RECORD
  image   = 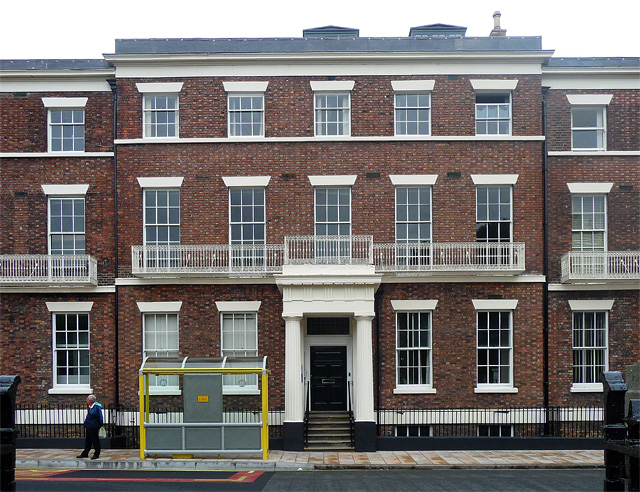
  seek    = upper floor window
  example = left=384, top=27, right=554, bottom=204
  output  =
left=42, top=97, right=87, bottom=152
left=470, top=80, right=518, bottom=136
left=567, top=94, right=612, bottom=151
left=475, top=93, right=511, bottom=135
left=572, top=107, right=606, bottom=150
left=392, top=80, right=434, bottom=137
left=311, top=81, right=354, bottom=137
left=49, top=197, right=85, bottom=255
left=143, top=95, right=179, bottom=138
left=315, top=187, right=351, bottom=237
left=136, top=83, right=184, bottom=139
left=572, top=195, right=606, bottom=252
left=222, top=82, right=269, bottom=138
left=476, top=186, right=512, bottom=243
left=144, top=189, right=180, bottom=246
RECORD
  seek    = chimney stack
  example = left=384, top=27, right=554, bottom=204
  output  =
left=490, top=11, right=507, bottom=37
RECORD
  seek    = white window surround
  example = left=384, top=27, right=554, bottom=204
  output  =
left=566, top=94, right=613, bottom=106
left=135, top=82, right=184, bottom=94
left=391, top=80, right=435, bottom=92
left=391, top=300, right=438, bottom=311
left=474, top=386, right=519, bottom=394
left=136, top=177, right=184, bottom=188
left=470, top=80, right=519, bottom=91
left=48, top=387, right=93, bottom=395
left=41, top=184, right=89, bottom=196
left=222, top=176, right=271, bottom=188
left=472, top=299, right=518, bottom=310
left=308, top=175, right=357, bottom=187
left=390, top=175, right=438, bottom=186
left=41, top=97, right=88, bottom=108
left=222, top=81, right=268, bottom=93
left=567, top=183, right=613, bottom=194
left=215, top=301, right=261, bottom=312
left=568, top=300, right=614, bottom=311
left=46, top=302, right=94, bottom=312
left=310, top=80, right=355, bottom=92
left=471, top=175, right=519, bottom=186
left=137, top=301, right=183, bottom=313
left=394, top=386, right=437, bottom=395
left=571, top=383, right=603, bottom=393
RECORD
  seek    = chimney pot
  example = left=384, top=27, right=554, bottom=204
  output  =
left=490, top=11, right=507, bottom=37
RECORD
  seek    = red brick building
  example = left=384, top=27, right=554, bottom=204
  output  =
left=1, top=21, right=638, bottom=451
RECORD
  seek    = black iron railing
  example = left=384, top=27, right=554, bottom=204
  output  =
left=15, top=404, right=283, bottom=449
left=377, top=406, right=603, bottom=438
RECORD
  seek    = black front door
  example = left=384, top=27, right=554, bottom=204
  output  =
left=310, top=346, right=347, bottom=411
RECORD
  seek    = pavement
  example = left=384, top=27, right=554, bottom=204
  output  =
left=16, top=448, right=604, bottom=471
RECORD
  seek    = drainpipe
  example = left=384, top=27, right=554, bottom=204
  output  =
left=542, top=86, right=550, bottom=435
left=107, top=78, right=119, bottom=406
left=374, top=283, right=384, bottom=422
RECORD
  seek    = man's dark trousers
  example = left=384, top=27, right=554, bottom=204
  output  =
left=82, top=427, right=100, bottom=457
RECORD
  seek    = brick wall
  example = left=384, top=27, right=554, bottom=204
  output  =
left=546, top=89, right=640, bottom=152
left=0, top=293, right=116, bottom=404
left=548, top=290, right=640, bottom=406
left=0, top=91, right=113, bottom=153
left=116, top=74, right=542, bottom=139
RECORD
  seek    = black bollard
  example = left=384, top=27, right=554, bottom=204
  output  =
left=0, top=375, right=21, bottom=492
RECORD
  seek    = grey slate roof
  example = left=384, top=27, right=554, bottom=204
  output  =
left=112, top=35, right=544, bottom=55
left=544, top=57, right=640, bottom=67
left=0, top=59, right=112, bottom=70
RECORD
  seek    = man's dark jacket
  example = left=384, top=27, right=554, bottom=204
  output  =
left=84, top=402, right=103, bottom=430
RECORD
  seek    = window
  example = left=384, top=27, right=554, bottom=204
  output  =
left=49, top=109, right=85, bottom=151
left=572, top=107, right=606, bottom=150
left=396, top=311, right=432, bottom=389
left=396, top=425, right=431, bottom=437
left=477, top=311, right=512, bottom=387
left=53, top=313, right=90, bottom=389
left=478, top=425, right=513, bottom=437
left=396, top=186, right=431, bottom=265
left=314, top=93, right=350, bottom=136
left=476, top=186, right=512, bottom=265
left=315, top=187, right=351, bottom=257
left=49, top=197, right=85, bottom=255
left=475, top=93, right=511, bottom=135
left=144, top=189, right=180, bottom=267
left=395, top=93, right=431, bottom=136
left=143, top=95, right=179, bottom=138
left=228, top=95, right=264, bottom=137
left=230, top=188, right=265, bottom=266
left=572, top=195, right=606, bottom=252
left=573, top=311, right=608, bottom=386
left=221, top=312, right=258, bottom=391
left=143, top=313, right=179, bottom=389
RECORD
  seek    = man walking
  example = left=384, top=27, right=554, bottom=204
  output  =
left=77, top=394, right=103, bottom=460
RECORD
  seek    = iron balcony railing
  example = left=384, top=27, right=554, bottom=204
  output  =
left=131, top=238, right=526, bottom=276
left=374, top=241, right=525, bottom=274
left=561, top=251, right=640, bottom=283
left=131, top=244, right=285, bottom=276
left=0, top=254, right=98, bottom=285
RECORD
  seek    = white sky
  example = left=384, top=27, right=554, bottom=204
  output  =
left=1, top=0, right=638, bottom=59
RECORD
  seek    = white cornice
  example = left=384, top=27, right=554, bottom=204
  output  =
left=0, top=77, right=113, bottom=93
left=46, top=301, right=94, bottom=312
left=310, top=80, right=355, bottom=91
left=391, top=80, right=435, bottom=92
left=568, top=300, right=615, bottom=311
left=41, top=184, right=89, bottom=196
left=390, top=175, right=438, bottom=186
left=137, top=301, right=183, bottom=312
left=470, top=79, right=518, bottom=91
left=308, top=175, right=357, bottom=187
left=41, top=97, right=88, bottom=108
left=222, top=81, right=268, bottom=92
left=567, top=183, right=613, bottom=194
left=472, top=299, right=518, bottom=310
left=471, top=174, right=519, bottom=185
left=222, top=176, right=271, bottom=187
left=390, top=299, right=438, bottom=311
left=135, top=82, right=184, bottom=93
left=0, top=286, right=115, bottom=294
left=113, top=135, right=545, bottom=145
left=215, top=301, right=261, bottom=312
left=566, top=94, right=613, bottom=106
left=136, top=176, right=184, bottom=188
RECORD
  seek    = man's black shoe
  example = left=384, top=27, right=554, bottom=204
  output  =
left=91, top=455, right=99, bottom=460
left=76, top=455, right=88, bottom=458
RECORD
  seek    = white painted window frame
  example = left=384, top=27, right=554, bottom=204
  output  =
left=476, top=185, right=513, bottom=243
left=311, top=81, right=354, bottom=137
left=224, top=83, right=267, bottom=138
left=142, top=188, right=181, bottom=247
left=571, top=193, right=607, bottom=252
left=47, top=195, right=86, bottom=256
left=569, top=299, right=612, bottom=393
left=142, top=311, right=181, bottom=395
left=473, top=299, right=518, bottom=394
left=228, top=186, right=266, bottom=246
left=392, top=81, right=433, bottom=137
left=314, top=186, right=352, bottom=238
left=219, top=308, right=260, bottom=395
left=47, top=302, right=93, bottom=395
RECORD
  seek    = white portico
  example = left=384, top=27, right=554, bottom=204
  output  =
left=276, top=263, right=380, bottom=451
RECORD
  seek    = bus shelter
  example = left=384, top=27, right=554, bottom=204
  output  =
left=139, top=356, right=270, bottom=460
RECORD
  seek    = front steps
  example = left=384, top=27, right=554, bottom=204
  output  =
left=305, top=411, right=354, bottom=451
